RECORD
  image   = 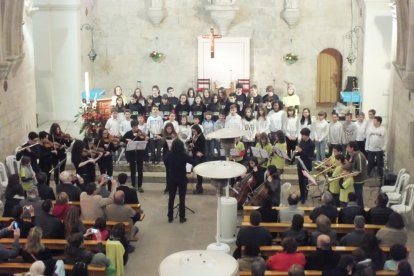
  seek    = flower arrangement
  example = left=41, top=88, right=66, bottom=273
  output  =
left=74, top=100, right=103, bottom=136
left=149, top=50, right=165, bottom=62
left=283, top=53, right=299, bottom=65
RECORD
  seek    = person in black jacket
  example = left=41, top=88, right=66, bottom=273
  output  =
left=265, top=165, right=281, bottom=206
left=281, top=214, right=309, bottom=246
left=338, top=192, right=365, bottom=224
left=309, top=192, right=338, bottom=223
left=34, top=200, right=64, bottom=239
left=366, top=193, right=393, bottom=225
left=257, top=196, right=278, bottom=222
left=64, top=232, right=104, bottom=264
left=306, top=234, right=340, bottom=271
left=10, top=205, right=34, bottom=239
left=190, top=125, right=206, bottom=194
left=295, top=127, right=315, bottom=204
left=322, top=255, right=354, bottom=276
left=16, top=131, right=41, bottom=173
left=116, top=173, right=139, bottom=204
left=3, top=174, right=25, bottom=217
left=36, top=172, right=55, bottom=200
left=20, top=226, right=52, bottom=263
left=163, top=139, right=194, bottom=223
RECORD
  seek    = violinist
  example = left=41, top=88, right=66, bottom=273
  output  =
left=162, top=122, right=178, bottom=194
left=71, top=140, right=102, bottom=183
left=49, top=123, right=73, bottom=184
left=122, top=120, right=147, bottom=193
left=16, top=131, right=41, bottom=173
left=38, top=131, right=57, bottom=186
left=96, top=129, right=117, bottom=179
left=190, top=124, right=205, bottom=194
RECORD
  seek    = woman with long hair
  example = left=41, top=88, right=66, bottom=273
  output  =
left=132, top=87, right=146, bottom=106
left=71, top=139, right=101, bottom=183
left=3, top=174, right=25, bottom=217
left=49, top=122, right=72, bottom=184
left=163, top=139, right=194, bottom=223
left=206, top=93, right=221, bottom=121
left=189, top=124, right=206, bottom=194
left=63, top=206, right=85, bottom=238
left=21, top=226, right=52, bottom=262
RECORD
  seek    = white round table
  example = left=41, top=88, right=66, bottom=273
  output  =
left=159, top=250, right=239, bottom=276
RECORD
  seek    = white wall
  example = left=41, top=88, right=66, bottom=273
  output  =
left=33, top=0, right=81, bottom=123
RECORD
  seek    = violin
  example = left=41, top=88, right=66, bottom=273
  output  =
left=42, top=140, right=59, bottom=149
left=103, top=135, right=120, bottom=145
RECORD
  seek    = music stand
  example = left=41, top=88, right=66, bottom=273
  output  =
left=49, top=157, right=67, bottom=185
left=126, top=141, right=148, bottom=151
left=299, top=157, right=325, bottom=200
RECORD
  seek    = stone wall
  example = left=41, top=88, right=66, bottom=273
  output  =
left=82, top=0, right=357, bottom=111
left=0, top=14, right=37, bottom=162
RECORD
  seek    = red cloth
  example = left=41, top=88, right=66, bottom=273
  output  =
left=52, top=204, right=70, bottom=220
left=92, top=229, right=109, bottom=241
left=266, top=252, right=306, bottom=271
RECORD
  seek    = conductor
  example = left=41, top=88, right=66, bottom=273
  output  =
left=163, top=139, right=193, bottom=223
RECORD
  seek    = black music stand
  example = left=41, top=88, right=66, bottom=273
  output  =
left=49, top=157, right=66, bottom=185
left=173, top=203, right=195, bottom=219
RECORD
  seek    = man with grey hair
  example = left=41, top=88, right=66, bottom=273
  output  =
left=251, top=257, right=266, bottom=276
left=56, top=171, right=83, bottom=201
left=340, top=215, right=366, bottom=246
left=19, top=186, right=43, bottom=218
left=305, top=234, right=340, bottom=270
left=309, top=192, right=338, bottom=223
left=279, top=193, right=304, bottom=223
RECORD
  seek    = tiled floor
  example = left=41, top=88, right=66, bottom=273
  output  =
left=37, top=121, right=414, bottom=275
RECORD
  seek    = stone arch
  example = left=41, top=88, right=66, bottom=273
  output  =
left=316, top=48, right=343, bottom=103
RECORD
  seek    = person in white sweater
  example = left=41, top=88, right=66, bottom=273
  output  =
left=313, top=111, right=329, bottom=161
left=297, top=108, right=312, bottom=139
left=147, top=106, right=164, bottom=164
left=256, top=106, right=270, bottom=140
left=328, top=113, right=345, bottom=156
left=119, top=110, right=133, bottom=136
left=225, top=104, right=243, bottom=130
left=268, top=101, right=286, bottom=144
left=366, top=116, right=387, bottom=179
left=284, top=107, right=298, bottom=163
left=342, top=113, right=357, bottom=151
left=355, top=112, right=368, bottom=157
left=242, top=107, right=258, bottom=158
left=105, top=110, right=120, bottom=137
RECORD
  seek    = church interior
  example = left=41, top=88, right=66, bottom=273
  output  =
left=1, top=0, right=414, bottom=275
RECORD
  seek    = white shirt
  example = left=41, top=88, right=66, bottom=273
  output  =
left=312, top=119, right=329, bottom=142
left=284, top=117, right=298, bottom=138
left=342, top=121, right=357, bottom=144
left=138, top=123, right=149, bottom=135
left=256, top=117, right=270, bottom=135
left=328, top=121, right=345, bottom=144
left=366, top=125, right=387, bottom=151
left=242, top=118, right=258, bottom=142
left=297, top=118, right=312, bottom=138
left=225, top=114, right=243, bottom=130
left=268, top=110, right=286, bottom=132
left=105, top=117, right=120, bottom=136
left=120, top=119, right=132, bottom=136
left=177, top=125, right=191, bottom=142
left=147, top=115, right=164, bottom=137
left=355, top=120, right=368, bottom=141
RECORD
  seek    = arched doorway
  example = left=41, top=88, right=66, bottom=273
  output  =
left=316, top=48, right=343, bottom=103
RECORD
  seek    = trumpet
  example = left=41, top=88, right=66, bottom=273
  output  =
left=327, top=171, right=360, bottom=183
left=314, top=158, right=333, bottom=170
left=311, top=163, right=336, bottom=179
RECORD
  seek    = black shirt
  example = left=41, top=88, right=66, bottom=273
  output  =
left=310, top=205, right=338, bottom=223
left=16, top=143, right=41, bottom=173
left=37, top=183, right=56, bottom=200
left=163, top=152, right=193, bottom=182
left=366, top=206, right=393, bottom=225
left=338, top=202, right=365, bottom=224
left=297, top=138, right=315, bottom=171
left=56, top=183, right=81, bottom=202
left=117, top=185, right=139, bottom=204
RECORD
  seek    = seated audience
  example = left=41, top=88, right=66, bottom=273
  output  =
left=310, top=214, right=337, bottom=245
left=338, top=192, right=365, bottom=224
left=376, top=212, right=407, bottom=246
left=366, top=193, right=393, bottom=225
left=110, top=223, right=131, bottom=265
left=80, top=181, right=116, bottom=220
left=63, top=206, right=85, bottom=238
left=19, top=186, right=43, bottom=218
left=340, top=215, right=366, bottom=246
left=90, top=217, right=109, bottom=241
left=251, top=258, right=266, bottom=276
left=20, top=226, right=52, bottom=262
left=64, top=232, right=104, bottom=264
left=34, top=200, right=64, bottom=239
left=96, top=175, right=111, bottom=198
left=238, top=244, right=265, bottom=271
left=309, top=192, right=338, bottom=223
left=281, top=214, right=309, bottom=246
left=266, top=237, right=306, bottom=271
left=52, top=192, right=70, bottom=220
left=384, top=244, right=408, bottom=271
left=235, top=211, right=272, bottom=259
left=10, top=205, right=34, bottom=238
left=116, top=173, right=139, bottom=204
left=56, top=171, right=82, bottom=201
left=359, top=233, right=385, bottom=271
left=352, top=248, right=375, bottom=276
left=288, top=265, right=305, bottom=276
left=322, top=255, right=354, bottom=276
left=257, top=195, right=278, bottom=222
left=306, top=234, right=340, bottom=270
left=3, top=174, right=25, bottom=217
left=397, top=261, right=413, bottom=276
left=0, top=223, right=21, bottom=261
left=36, top=172, right=55, bottom=200
left=279, top=193, right=304, bottom=223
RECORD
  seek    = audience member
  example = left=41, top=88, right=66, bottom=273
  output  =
left=52, top=192, right=70, bottom=220
left=63, top=207, right=85, bottom=238
left=279, top=193, right=304, bottom=223
left=34, top=200, right=64, bottom=239
left=306, top=234, right=340, bottom=270
left=376, top=212, right=407, bottom=246
left=257, top=195, right=278, bottom=222
left=288, top=265, right=305, bottom=276
left=36, top=172, right=56, bottom=200
left=235, top=211, right=272, bottom=259
left=340, top=215, right=366, bottom=246
left=251, top=258, right=266, bottom=276
left=397, top=261, right=413, bottom=276
left=110, top=223, right=131, bottom=265
left=10, top=205, right=34, bottom=238
left=366, top=193, right=393, bottom=225
left=384, top=244, right=408, bottom=271
left=309, top=192, right=338, bottom=223
left=3, top=174, right=25, bottom=217
left=281, top=214, right=309, bottom=246
left=352, top=248, right=375, bottom=276
left=116, top=173, right=139, bottom=204
left=310, top=214, right=337, bottom=245
left=56, top=171, right=82, bottom=201
left=64, top=232, right=104, bottom=264
left=338, top=192, right=365, bottom=224
left=322, top=255, right=354, bottom=276
left=20, top=226, right=52, bottom=262
left=238, top=244, right=265, bottom=271
left=266, top=237, right=306, bottom=271
left=19, top=186, right=43, bottom=218
left=80, top=181, right=116, bottom=220
left=0, top=222, right=21, bottom=261
left=90, top=217, right=110, bottom=241
left=359, top=233, right=385, bottom=271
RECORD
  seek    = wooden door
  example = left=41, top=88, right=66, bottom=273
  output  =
left=316, top=48, right=343, bottom=103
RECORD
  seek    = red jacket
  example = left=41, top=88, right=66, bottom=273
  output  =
left=52, top=204, right=71, bottom=220
left=266, top=251, right=306, bottom=271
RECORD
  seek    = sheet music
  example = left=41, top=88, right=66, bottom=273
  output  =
left=126, top=141, right=148, bottom=151
left=186, top=163, right=193, bottom=173
left=274, top=146, right=291, bottom=161
left=302, top=169, right=317, bottom=185
left=229, top=148, right=240, bottom=156
left=251, top=147, right=269, bottom=159
left=296, top=157, right=308, bottom=172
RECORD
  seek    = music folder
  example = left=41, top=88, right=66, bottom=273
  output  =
left=126, top=141, right=147, bottom=151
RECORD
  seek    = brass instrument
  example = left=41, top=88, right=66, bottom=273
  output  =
left=311, top=163, right=336, bottom=179
left=306, top=171, right=360, bottom=190
left=314, top=158, right=333, bottom=170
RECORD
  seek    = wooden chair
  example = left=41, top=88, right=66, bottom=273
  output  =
left=0, top=262, right=106, bottom=276
left=237, top=79, right=251, bottom=93
left=196, top=78, right=211, bottom=93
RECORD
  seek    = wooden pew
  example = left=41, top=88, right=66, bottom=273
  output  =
left=239, top=270, right=396, bottom=276
left=53, top=201, right=141, bottom=213
left=242, top=215, right=313, bottom=223
left=0, top=238, right=105, bottom=251
left=240, top=222, right=383, bottom=234
left=243, top=205, right=370, bottom=217
left=0, top=262, right=106, bottom=276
